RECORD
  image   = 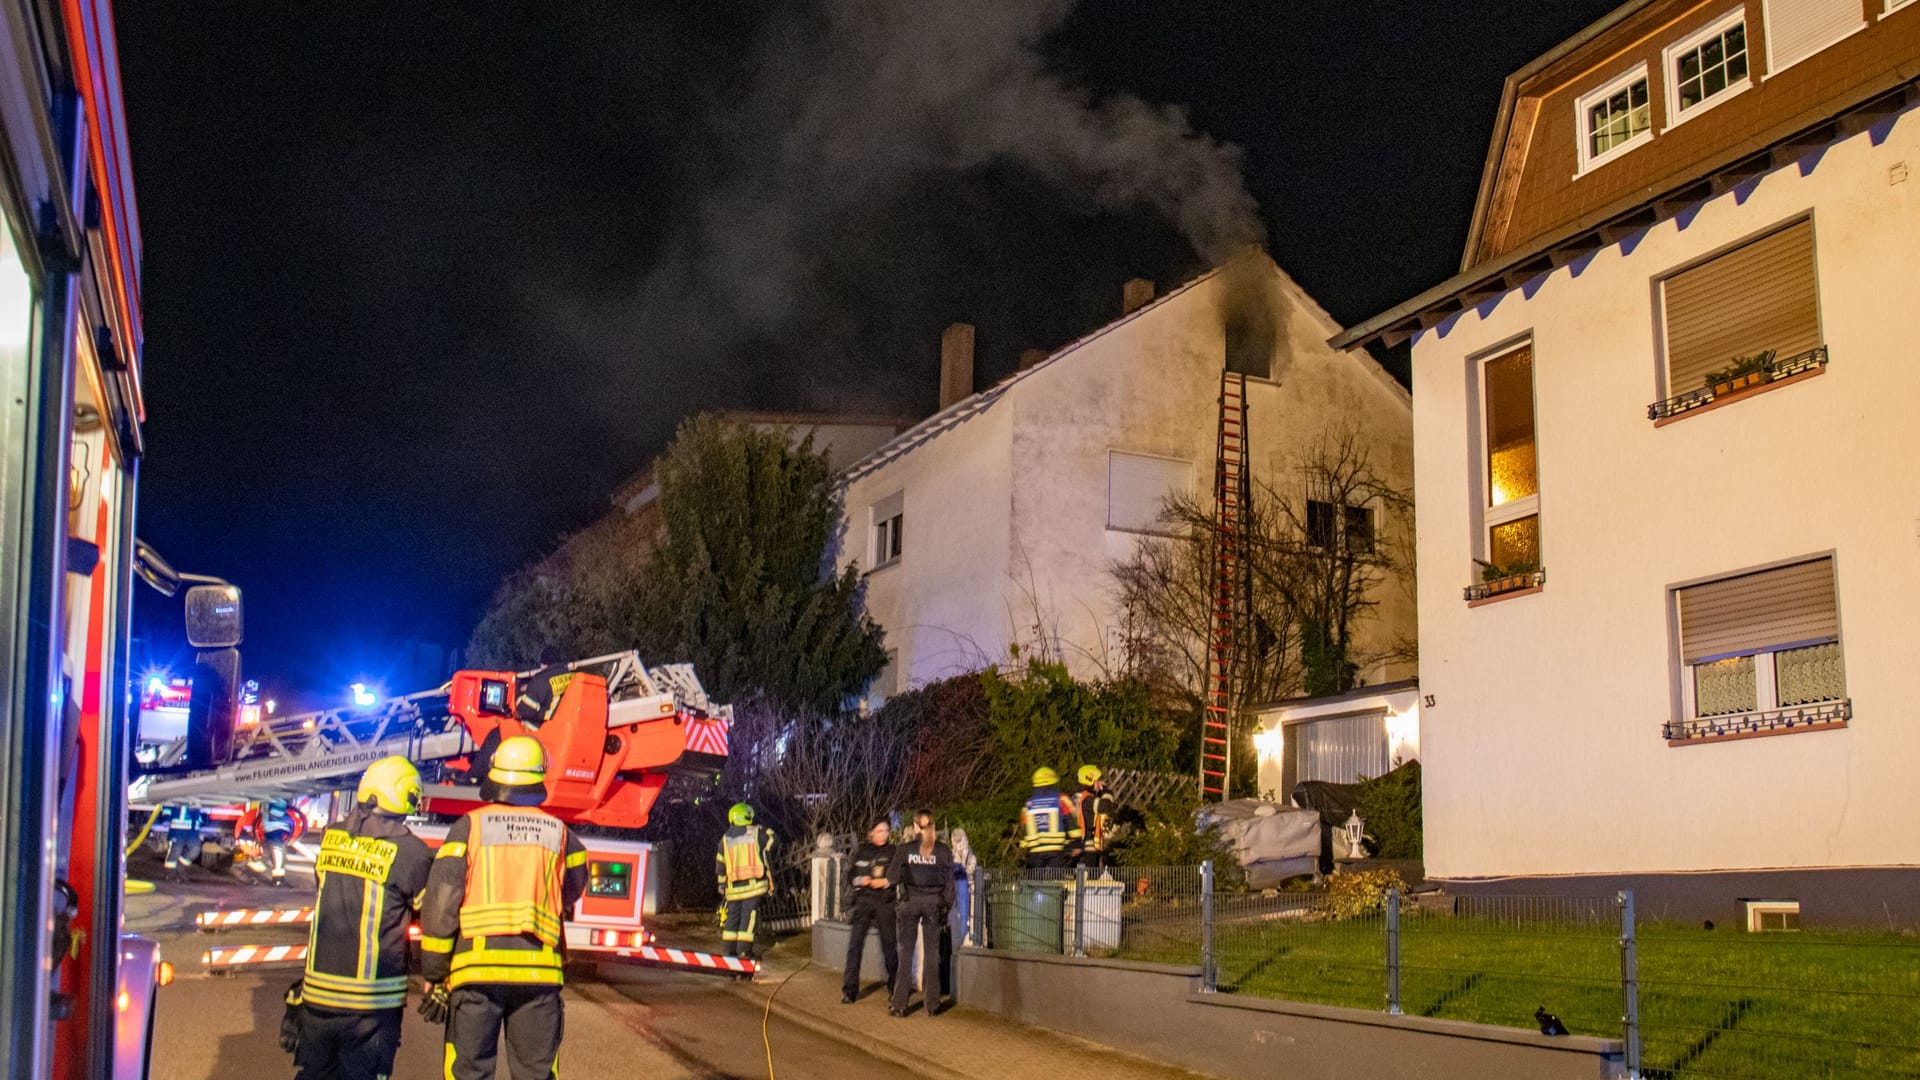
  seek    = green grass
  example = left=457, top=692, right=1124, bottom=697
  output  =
left=1107, top=899, right=1920, bottom=1080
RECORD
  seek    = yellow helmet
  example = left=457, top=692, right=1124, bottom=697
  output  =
left=1031, top=767, right=1058, bottom=787
left=485, top=735, right=549, bottom=806
left=728, top=802, right=754, bottom=827
left=357, top=756, right=424, bottom=815
left=1077, top=765, right=1102, bottom=787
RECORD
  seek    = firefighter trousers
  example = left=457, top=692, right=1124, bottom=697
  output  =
left=292, top=1005, right=402, bottom=1080
left=722, top=894, right=761, bottom=957
left=843, top=898, right=897, bottom=997
left=891, top=894, right=945, bottom=1015
left=445, top=984, right=563, bottom=1080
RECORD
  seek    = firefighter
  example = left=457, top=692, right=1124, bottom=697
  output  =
left=842, top=815, right=897, bottom=1004
left=286, top=756, right=433, bottom=1080
left=246, top=797, right=299, bottom=886
left=1071, top=765, right=1118, bottom=870
left=160, top=803, right=206, bottom=881
left=1018, top=767, right=1080, bottom=876
left=419, top=735, right=588, bottom=1080
left=716, top=802, right=774, bottom=959
left=886, top=809, right=953, bottom=1018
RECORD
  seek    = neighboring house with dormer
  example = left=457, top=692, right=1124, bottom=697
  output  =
left=1336, top=0, right=1920, bottom=923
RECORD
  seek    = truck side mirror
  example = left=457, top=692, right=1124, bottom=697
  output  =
left=185, top=584, right=243, bottom=648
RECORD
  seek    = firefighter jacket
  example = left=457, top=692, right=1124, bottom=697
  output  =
left=1019, top=787, right=1081, bottom=854
left=263, top=800, right=297, bottom=838
left=419, top=805, right=588, bottom=990
left=845, top=841, right=896, bottom=909
left=885, top=840, right=955, bottom=907
left=163, top=805, right=205, bottom=836
left=302, top=805, right=433, bottom=1011
left=716, top=824, right=775, bottom=901
left=1072, top=787, right=1118, bottom=853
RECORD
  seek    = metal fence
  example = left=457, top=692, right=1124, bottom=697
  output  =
left=967, top=864, right=1920, bottom=1080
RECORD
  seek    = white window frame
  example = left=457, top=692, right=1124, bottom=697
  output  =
left=1762, top=0, right=1868, bottom=80
left=1662, top=10, right=1753, bottom=130
left=1672, top=559, right=1847, bottom=724
left=869, top=492, right=904, bottom=570
left=1574, top=64, right=1654, bottom=177
left=1889, top=0, right=1916, bottom=15
left=1474, top=344, right=1541, bottom=566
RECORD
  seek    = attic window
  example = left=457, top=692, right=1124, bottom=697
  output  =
left=1577, top=65, right=1653, bottom=173
left=1224, top=307, right=1273, bottom=379
left=1667, top=13, right=1749, bottom=120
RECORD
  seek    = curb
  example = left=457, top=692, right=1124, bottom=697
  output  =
left=724, top=972, right=970, bottom=1080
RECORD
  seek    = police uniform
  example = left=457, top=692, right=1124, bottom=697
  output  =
left=421, top=801, right=588, bottom=1080
left=716, top=818, right=775, bottom=958
left=295, top=802, right=433, bottom=1080
left=1019, top=782, right=1080, bottom=874
left=886, top=835, right=954, bottom=1016
left=842, top=836, right=898, bottom=1000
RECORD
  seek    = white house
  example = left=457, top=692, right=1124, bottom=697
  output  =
left=1334, top=0, right=1920, bottom=924
left=837, top=252, right=1415, bottom=708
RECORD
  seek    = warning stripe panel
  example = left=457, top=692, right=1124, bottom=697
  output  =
left=203, top=944, right=309, bottom=967
left=196, top=908, right=314, bottom=928
left=582, top=942, right=756, bottom=974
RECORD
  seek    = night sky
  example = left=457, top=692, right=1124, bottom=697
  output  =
left=116, top=1, right=1618, bottom=706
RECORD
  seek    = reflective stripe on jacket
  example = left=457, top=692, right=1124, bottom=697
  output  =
left=419, top=806, right=588, bottom=990
left=1073, top=790, right=1116, bottom=852
left=716, top=825, right=774, bottom=900
left=1019, top=790, right=1081, bottom=853
left=303, top=807, right=433, bottom=1010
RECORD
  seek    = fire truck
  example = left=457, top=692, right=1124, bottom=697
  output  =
left=132, top=650, right=755, bottom=976
left=0, top=1, right=161, bottom=1077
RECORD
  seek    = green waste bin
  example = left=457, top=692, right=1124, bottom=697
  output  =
left=990, top=881, right=1065, bottom=953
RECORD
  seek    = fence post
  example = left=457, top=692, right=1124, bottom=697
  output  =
left=1386, top=887, right=1402, bottom=1015
left=1200, top=860, right=1217, bottom=993
left=973, top=868, right=988, bottom=949
left=1073, top=866, right=1088, bottom=957
left=1619, top=889, right=1642, bottom=1079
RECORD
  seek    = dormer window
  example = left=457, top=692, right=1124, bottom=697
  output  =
left=1577, top=65, right=1652, bottom=174
left=1667, top=13, right=1750, bottom=122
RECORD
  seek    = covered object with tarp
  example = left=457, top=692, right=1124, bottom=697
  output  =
left=1197, top=799, right=1321, bottom=889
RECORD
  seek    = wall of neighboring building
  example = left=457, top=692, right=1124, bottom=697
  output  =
left=1477, top=0, right=1920, bottom=264
left=1411, top=105, right=1920, bottom=881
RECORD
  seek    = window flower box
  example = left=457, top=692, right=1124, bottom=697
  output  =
left=1463, top=565, right=1545, bottom=604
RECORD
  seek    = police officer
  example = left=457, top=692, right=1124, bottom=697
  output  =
left=286, top=756, right=433, bottom=1080
left=1071, top=765, right=1118, bottom=869
left=161, top=803, right=206, bottom=881
left=420, top=736, right=588, bottom=1080
left=886, top=809, right=953, bottom=1018
left=842, top=816, right=897, bottom=1004
left=1019, top=768, right=1080, bottom=876
left=716, top=802, right=774, bottom=960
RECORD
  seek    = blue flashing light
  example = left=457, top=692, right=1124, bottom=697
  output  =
left=350, top=683, right=378, bottom=709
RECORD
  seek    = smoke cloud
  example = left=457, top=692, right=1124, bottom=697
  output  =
left=556, top=0, right=1265, bottom=421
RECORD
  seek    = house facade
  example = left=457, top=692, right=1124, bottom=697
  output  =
left=837, top=253, right=1416, bottom=707
left=1336, top=0, right=1920, bottom=921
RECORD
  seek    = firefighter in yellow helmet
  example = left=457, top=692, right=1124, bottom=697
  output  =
left=284, top=756, right=432, bottom=1080
left=1019, top=767, right=1081, bottom=876
left=716, top=802, right=775, bottom=960
left=419, top=735, right=587, bottom=1080
left=1071, top=765, right=1118, bottom=870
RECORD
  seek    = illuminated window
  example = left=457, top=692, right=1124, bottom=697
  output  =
left=1667, top=13, right=1749, bottom=119
left=1477, top=345, right=1540, bottom=577
left=1577, top=65, right=1652, bottom=172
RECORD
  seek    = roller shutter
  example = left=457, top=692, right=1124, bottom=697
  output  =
left=1678, top=557, right=1838, bottom=663
left=1661, top=219, right=1819, bottom=394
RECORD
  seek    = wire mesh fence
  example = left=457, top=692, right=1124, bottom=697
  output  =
left=958, top=864, right=1920, bottom=1079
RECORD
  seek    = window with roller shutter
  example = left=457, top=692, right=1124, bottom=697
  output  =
left=1659, top=218, right=1822, bottom=397
left=1668, top=556, right=1849, bottom=742
left=1762, top=0, right=1866, bottom=76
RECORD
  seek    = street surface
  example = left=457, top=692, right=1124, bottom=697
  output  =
left=130, top=863, right=916, bottom=1080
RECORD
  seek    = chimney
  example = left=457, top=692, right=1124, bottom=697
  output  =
left=1017, top=348, right=1048, bottom=371
left=940, top=322, right=975, bottom=410
left=1122, top=277, right=1156, bottom=316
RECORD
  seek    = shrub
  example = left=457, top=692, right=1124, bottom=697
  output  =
left=1326, top=867, right=1407, bottom=919
left=1357, top=760, right=1422, bottom=859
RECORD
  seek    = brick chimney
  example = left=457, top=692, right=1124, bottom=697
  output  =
left=1122, top=277, right=1156, bottom=316
left=940, top=322, right=975, bottom=410
left=1017, top=348, right=1048, bottom=371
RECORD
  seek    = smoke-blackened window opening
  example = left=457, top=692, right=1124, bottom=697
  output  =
left=1224, top=306, right=1274, bottom=379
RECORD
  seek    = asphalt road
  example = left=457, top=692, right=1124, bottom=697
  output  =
left=133, top=868, right=914, bottom=1080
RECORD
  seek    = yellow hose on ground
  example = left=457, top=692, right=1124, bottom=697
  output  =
left=126, top=805, right=164, bottom=857
left=761, top=958, right=811, bottom=1080
left=125, top=879, right=156, bottom=894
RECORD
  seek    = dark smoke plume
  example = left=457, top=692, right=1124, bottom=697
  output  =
left=556, top=0, right=1265, bottom=422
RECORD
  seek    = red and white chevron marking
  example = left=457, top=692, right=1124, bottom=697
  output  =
left=196, top=908, right=314, bottom=929
left=203, top=944, right=308, bottom=967
left=589, top=942, right=756, bottom=975
left=684, top=718, right=729, bottom=757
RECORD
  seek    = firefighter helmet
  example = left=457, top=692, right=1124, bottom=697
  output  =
left=728, top=802, right=754, bottom=827
left=1031, top=767, right=1058, bottom=787
left=1077, top=764, right=1103, bottom=787
left=483, top=735, right=549, bottom=806
left=357, top=755, right=424, bottom=815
